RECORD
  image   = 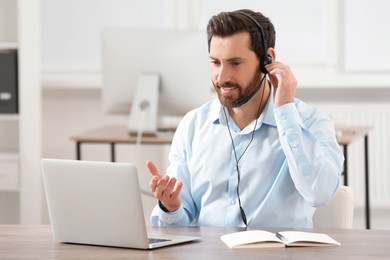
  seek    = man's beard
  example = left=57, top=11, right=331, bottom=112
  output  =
left=213, top=72, right=263, bottom=108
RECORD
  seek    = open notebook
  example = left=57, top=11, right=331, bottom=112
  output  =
left=41, top=158, right=200, bottom=249
left=221, top=230, right=340, bottom=249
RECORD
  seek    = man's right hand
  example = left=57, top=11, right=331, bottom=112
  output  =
left=146, top=160, right=183, bottom=212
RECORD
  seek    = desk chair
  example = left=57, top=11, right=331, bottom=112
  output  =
left=313, top=185, right=354, bottom=229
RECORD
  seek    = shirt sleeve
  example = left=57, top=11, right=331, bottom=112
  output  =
left=150, top=204, right=192, bottom=226
left=149, top=111, right=198, bottom=226
left=274, top=101, right=344, bottom=206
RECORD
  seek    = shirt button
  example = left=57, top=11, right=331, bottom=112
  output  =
left=280, top=113, right=287, bottom=120
left=231, top=199, right=236, bottom=205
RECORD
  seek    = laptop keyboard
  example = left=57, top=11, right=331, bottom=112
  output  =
left=148, top=237, right=172, bottom=244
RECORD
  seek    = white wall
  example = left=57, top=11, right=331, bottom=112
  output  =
left=42, top=0, right=337, bottom=73
left=41, top=0, right=390, bottom=84
left=344, top=0, right=390, bottom=72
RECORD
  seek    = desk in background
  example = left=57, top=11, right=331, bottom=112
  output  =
left=71, top=125, right=373, bottom=229
left=1, top=225, right=390, bottom=259
left=336, top=126, right=372, bottom=229
left=70, top=125, right=173, bottom=162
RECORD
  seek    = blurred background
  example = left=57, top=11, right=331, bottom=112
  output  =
left=0, top=0, right=389, bottom=229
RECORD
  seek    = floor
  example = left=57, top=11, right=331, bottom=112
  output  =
left=353, top=207, right=390, bottom=230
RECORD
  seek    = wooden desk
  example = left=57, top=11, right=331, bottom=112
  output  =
left=1, top=225, right=389, bottom=259
left=71, top=125, right=373, bottom=229
left=336, top=126, right=372, bottom=229
left=70, top=125, right=174, bottom=162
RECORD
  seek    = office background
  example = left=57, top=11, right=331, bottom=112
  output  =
left=0, top=0, right=389, bottom=228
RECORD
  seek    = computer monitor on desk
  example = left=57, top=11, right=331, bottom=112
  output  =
left=101, top=28, right=214, bottom=135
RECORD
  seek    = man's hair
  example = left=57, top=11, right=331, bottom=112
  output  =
left=207, top=9, right=276, bottom=61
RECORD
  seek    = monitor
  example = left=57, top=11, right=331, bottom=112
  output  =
left=101, top=28, right=215, bottom=134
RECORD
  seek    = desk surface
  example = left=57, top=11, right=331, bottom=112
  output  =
left=70, top=125, right=174, bottom=144
left=1, top=225, right=389, bottom=259
left=71, top=124, right=372, bottom=145
left=336, top=126, right=372, bottom=145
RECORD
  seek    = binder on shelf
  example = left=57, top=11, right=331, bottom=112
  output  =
left=0, top=49, right=18, bottom=114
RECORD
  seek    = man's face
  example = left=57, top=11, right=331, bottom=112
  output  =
left=209, top=32, right=262, bottom=107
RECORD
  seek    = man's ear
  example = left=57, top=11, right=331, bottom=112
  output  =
left=267, top=47, right=276, bottom=62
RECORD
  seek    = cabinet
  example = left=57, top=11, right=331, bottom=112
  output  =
left=0, top=0, right=42, bottom=224
left=0, top=0, right=19, bottom=223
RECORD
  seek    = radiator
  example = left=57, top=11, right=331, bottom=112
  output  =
left=314, top=102, right=390, bottom=208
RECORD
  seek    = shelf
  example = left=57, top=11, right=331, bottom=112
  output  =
left=0, top=42, right=18, bottom=50
left=0, top=153, right=19, bottom=160
left=0, top=114, right=19, bottom=121
left=0, top=186, right=19, bottom=192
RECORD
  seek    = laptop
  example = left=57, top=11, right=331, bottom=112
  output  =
left=41, top=158, right=200, bottom=249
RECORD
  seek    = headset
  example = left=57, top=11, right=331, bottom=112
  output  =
left=237, top=11, right=272, bottom=74
left=231, top=11, right=272, bottom=108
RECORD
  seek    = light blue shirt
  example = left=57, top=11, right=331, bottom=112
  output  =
left=151, top=91, right=344, bottom=228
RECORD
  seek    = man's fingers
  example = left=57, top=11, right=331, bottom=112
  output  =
left=146, top=160, right=161, bottom=178
left=154, top=175, right=169, bottom=198
left=149, top=175, right=160, bottom=192
left=161, top=177, right=178, bottom=200
left=171, top=181, right=183, bottom=199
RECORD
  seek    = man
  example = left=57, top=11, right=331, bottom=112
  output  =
left=147, top=9, right=344, bottom=228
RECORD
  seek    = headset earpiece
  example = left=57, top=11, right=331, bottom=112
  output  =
left=260, top=54, right=272, bottom=74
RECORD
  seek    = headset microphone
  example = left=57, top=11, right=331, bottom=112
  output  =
left=232, top=77, right=265, bottom=108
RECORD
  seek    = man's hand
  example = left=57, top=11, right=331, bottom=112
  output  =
left=146, top=160, right=183, bottom=212
left=265, top=61, right=297, bottom=108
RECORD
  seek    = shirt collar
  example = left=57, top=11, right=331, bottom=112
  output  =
left=212, top=86, right=277, bottom=129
